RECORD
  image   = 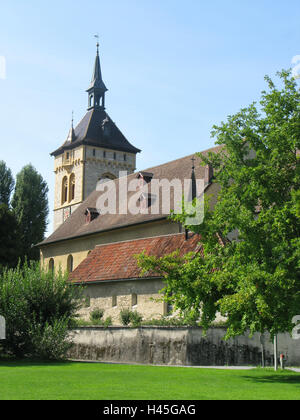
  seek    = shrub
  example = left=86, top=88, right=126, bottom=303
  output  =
left=120, top=309, right=143, bottom=327
left=130, top=311, right=143, bottom=327
left=28, top=318, right=72, bottom=360
left=103, top=316, right=112, bottom=328
left=90, top=308, right=104, bottom=323
left=0, top=262, right=83, bottom=359
left=120, top=308, right=132, bottom=326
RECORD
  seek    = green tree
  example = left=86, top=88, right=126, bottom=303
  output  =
left=138, top=70, right=300, bottom=340
left=0, top=204, right=21, bottom=271
left=0, top=161, right=14, bottom=206
left=0, top=262, right=83, bottom=359
left=12, top=164, right=49, bottom=261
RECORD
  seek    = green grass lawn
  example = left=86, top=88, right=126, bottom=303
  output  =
left=0, top=360, right=300, bottom=400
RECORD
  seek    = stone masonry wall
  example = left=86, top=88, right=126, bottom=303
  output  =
left=69, top=326, right=300, bottom=367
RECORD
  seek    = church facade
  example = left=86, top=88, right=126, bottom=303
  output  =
left=39, top=45, right=222, bottom=323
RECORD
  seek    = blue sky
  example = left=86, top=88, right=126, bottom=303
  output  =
left=0, top=0, right=299, bottom=235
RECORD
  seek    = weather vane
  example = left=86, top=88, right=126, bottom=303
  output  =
left=94, top=34, right=100, bottom=52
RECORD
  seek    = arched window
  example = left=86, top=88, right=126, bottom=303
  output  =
left=49, top=258, right=54, bottom=273
left=67, top=255, right=73, bottom=273
left=62, top=176, right=68, bottom=204
left=89, top=94, right=94, bottom=107
left=69, top=173, right=75, bottom=202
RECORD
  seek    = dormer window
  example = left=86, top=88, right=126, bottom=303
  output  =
left=85, top=208, right=100, bottom=223
left=137, top=172, right=153, bottom=190
left=102, top=118, right=111, bottom=137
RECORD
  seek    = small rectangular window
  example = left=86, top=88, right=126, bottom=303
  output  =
left=103, top=151, right=106, bottom=158
left=93, top=149, right=96, bottom=157
left=114, top=152, right=117, bottom=160
left=124, top=154, right=127, bottom=161
left=112, top=295, right=117, bottom=307
left=132, top=293, right=137, bottom=307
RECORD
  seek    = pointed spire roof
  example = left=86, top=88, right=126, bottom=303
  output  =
left=87, top=43, right=107, bottom=92
left=66, top=112, right=76, bottom=143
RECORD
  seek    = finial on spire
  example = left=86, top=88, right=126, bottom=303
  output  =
left=67, top=111, right=76, bottom=143
left=94, top=34, right=99, bottom=55
left=191, top=157, right=196, bottom=171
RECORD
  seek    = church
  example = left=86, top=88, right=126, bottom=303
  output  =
left=38, top=44, right=222, bottom=324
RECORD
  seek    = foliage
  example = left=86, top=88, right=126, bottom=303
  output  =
left=0, top=161, right=14, bottom=206
left=0, top=204, right=21, bottom=270
left=11, top=164, right=49, bottom=261
left=0, top=262, right=83, bottom=359
left=130, top=311, right=143, bottom=327
left=103, top=316, right=113, bottom=328
left=138, top=70, right=300, bottom=339
left=119, top=308, right=143, bottom=327
left=120, top=308, right=132, bottom=326
left=28, top=318, right=72, bottom=360
left=90, top=308, right=104, bottom=323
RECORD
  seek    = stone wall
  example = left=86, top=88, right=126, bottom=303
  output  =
left=69, top=326, right=300, bottom=367
left=78, top=278, right=166, bottom=323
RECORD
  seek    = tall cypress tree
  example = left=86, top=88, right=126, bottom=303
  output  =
left=12, top=164, right=49, bottom=261
left=0, top=161, right=14, bottom=206
left=0, top=204, right=21, bottom=270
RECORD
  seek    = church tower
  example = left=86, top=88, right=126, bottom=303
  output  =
left=51, top=43, right=141, bottom=231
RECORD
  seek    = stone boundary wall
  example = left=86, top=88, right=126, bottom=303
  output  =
left=68, top=326, right=300, bottom=367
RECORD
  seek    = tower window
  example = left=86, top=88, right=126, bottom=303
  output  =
left=62, top=176, right=68, bottom=204
left=69, top=173, right=75, bottom=202
left=132, top=293, right=138, bottom=307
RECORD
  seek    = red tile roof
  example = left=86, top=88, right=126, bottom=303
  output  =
left=69, top=233, right=202, bottom=284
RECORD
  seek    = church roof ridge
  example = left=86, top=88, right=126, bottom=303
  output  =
left=39, top=144, right=223, bottom=247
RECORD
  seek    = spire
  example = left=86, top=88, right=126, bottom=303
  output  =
left=191, top=157, right=197, bottom=200
left=67, top=111, right=76, bottom=143
left=86, top=39, right=108, bottom=110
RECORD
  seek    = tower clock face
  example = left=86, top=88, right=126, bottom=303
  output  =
left=63, top=207, right=71, bottom=222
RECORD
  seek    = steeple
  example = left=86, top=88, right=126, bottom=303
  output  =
left=66, top=111, right=76, bottom=143
left=86, top=42, right=108, bottom=110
